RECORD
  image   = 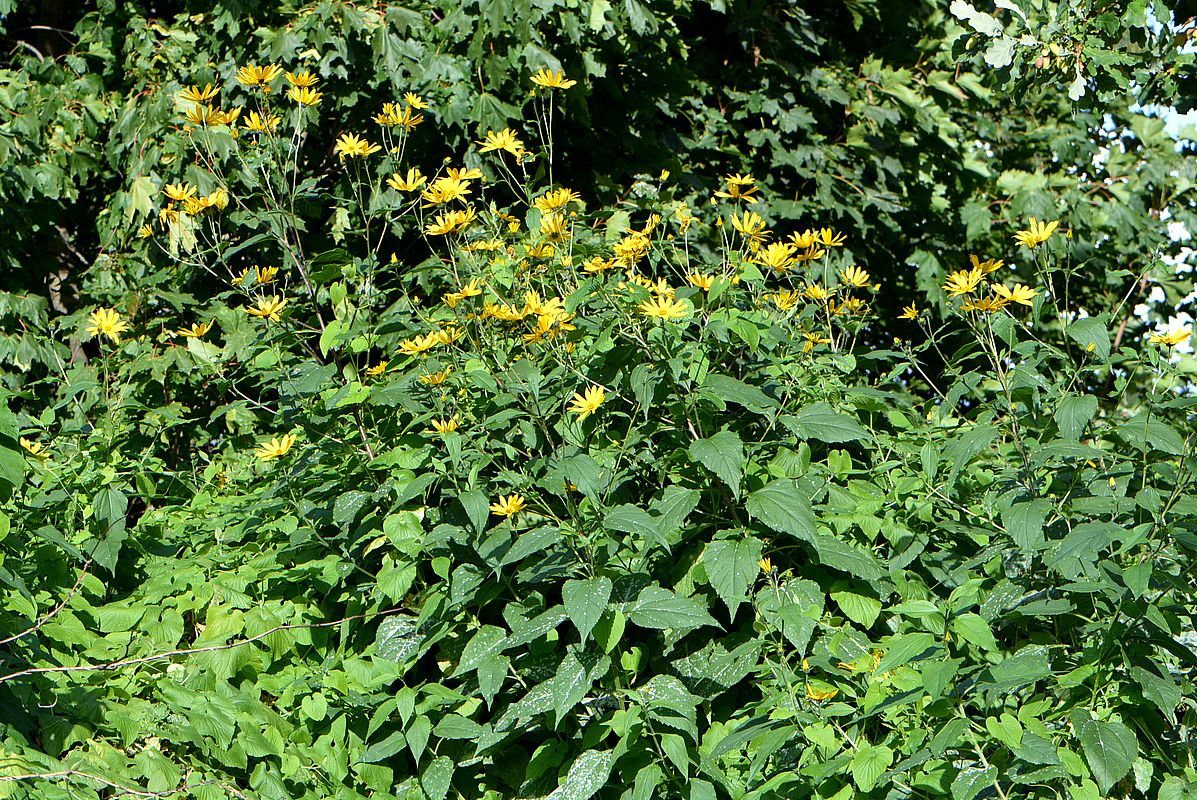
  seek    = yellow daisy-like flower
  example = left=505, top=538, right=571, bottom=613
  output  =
left=179, top=84, right=219, bottom=104
left=236, top=64, right=283, bottom=89
left=428, top=417, right=460, bottom=435
left=137, top=224, right=154, bottom=239
left=771, top=290, right=802, bottom=312
left=539, top=212, right=569, bottom=242
left=420, top=367, right=452, bottom=386
left=175, top=320, right=214, bottom=338
left=898, top=303, right=919, bottom=320
left=253, top=265, right=279, bottom=285
left=1150, top=327, right=1192, bottom=347
left=476, top=128, right=525, bottom=156
left=637, top=296, right=690, bottom=321
left=404, top=92, right=431, bottom=109
left=207, top=187, right=230, bottom=210
left=20, top=438, right=48, bottom=458
left=805, top=684, right=839, bottom=701
left=285, top=70, right=318, bottom=88
left=1013, top=217, right=1060, bottom=248
left=424, top=208, right=477, bottom=236
left=568, top=385, right=606, bottom=419
left=714, top=173, right=759, bottom=204
left=364, top=361, right=389, bottom=377
left=387, top=168, right=427, bottom=192
left=815, top=228, right=846, bottom=247
left=164, top=182, right=197, bottom=202
left=686, top=272, right=716, bottom=291
left=730, top=210, right=768, bottom=244
left=256, top=433, right=296, bottom=461
left=530, top=69, right=577, bottom=89
left=287, top=86, right=322, bottom=106
left=840, top=265, right=870, bottom=288
left=334, top=133, right=382, bottom=160
left=86, top=307, right=130, bottom=343
left=990, top=283, right=1037, bottom=307
left=788, top=229, right=818, bottom=249
left=803, top=331, right=832, bottom=353
left=421, top=176, right=473, bottom=206
left=803, top=283, right=833, bottom=302
left=183, top=103, right=228, bottom=127
left=757, top=557, right=774, bottom=575
left=944, top=267, right=985, bottom=297
left=243, top=111, right=280, bottom=133
left=246, top=296, right=287, bottom=322
left=961, top=295, right=1007, bottom=314
left=490, top=493, right=527, bottom=517
left=374, top=102, right=424, bottom=129
left=755, top=242, right=796, bottom=273
left=582, top=256, right=617, bottom=274
left=970, top=254, right=1005, bottom=274
left=533, top=188, right=581, bottom=213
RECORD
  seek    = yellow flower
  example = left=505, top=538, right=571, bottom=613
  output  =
left=175, top=320, right=214, bottom=338
left=830, top=297, right=867, bottom=316
left=404, top=92, right=431, bottom=109
left=530, top=69, right=577, bottom=89
left=840, top=265, right=870, bottom=288
left=424, top=208, right=477, bottom=236
left=754, top=242, right=796, bottom=273
left=420, top=367, right=452, bottom=385
left=582, top=256, right=617, bottom=274
left=674, top=203, right=697, bottom=232
left=788, top=229, right=818, bottom=249
left=960, top=295, right=1007, bottom=314
left=771, top=290, right=801, bottom=312
left=714, top=173, right=759, bottom=204
left=899, top=303, right=919, bottom=320
left=447, top=167, right=484, bottom=181
left=805, top=684, right=839, bottom=701
left=816, top=228, right=846, bottom=247
left=20, top=438, right=48, bottom=458
left=236, top=64, right=283, bottom=89
left=334, top=133, right=382, bottom=160
left=730, top=210, right=768, bottom=244
left=1150, top=327, right=1192, bottom=347
left=1013, top=217, right=1060, bottom=248
left=638, top=296, right=690, bottom=321
left=944, top=267, right=984, bottom=297
left=179, top=84, right=219, bottom=104
left=184, top=103, right=236, bottom=127
left=477, top=128, right=525, bottom=156
left=137, top=224, right=154, bottom=239
left=399, top=333, right=440, bottom=356
left=246, top=296, right=287, bottom=322
left=490, top=493, right=528, bottom=517
left=244, top=111, right=280, bottom=132
left=285, top=70, right=318, bottom=87
left=87, top=308, right=130, bottom=343
left=970, top=254, right=1005, bottom=274
left=803, top=331, right=832, bottom=353
left=568, top=385, right=606, bottom=419
left=428, top=417, right=460, bottom=434
left=256, top=433, right=296, bottom=461
left=757, top=557, right=773, bottom=575
left=374, top=103, right=424, bottom=129
left=990, top=283, right=1036, bottom=307
left=421, top=176, right=472, bottom=206
left=364, top=361, right=389, bottom=377
left=539, top=212, right=569, bottom=242
left=803, top=283, right=833, bottom=302
left=443, top=278, right=484, bottom=308
left=287, top=86, right=322, bottom=106
left=254, top=265, right=279, bottom=285
left=164, top=182, right=197, bottom=202
left=207, top=187, right=230, bottom=210
left=686, top=272, right=716, bottom=291
left=387, top=168, right=427, bottom=192
left=533, top=188, right=581, bottom=213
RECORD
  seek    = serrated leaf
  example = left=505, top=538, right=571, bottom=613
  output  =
left=875, top=632, right=938, bottom=673
left=746, top=479, right=816, bottom=541
left=830, top=589, right=882, bottom=627
left=784, top=402, right=867, bottom=443
left=543, top=750, right=613, bottom=800
left=1074, top=714, right=1137, bottom=793
left=1002, top=499, right=1050, bottom=550
left=375, top=615, right=420, bottom=664
left=952, top=766, right=995, bottom=800
left=850, top=743, right=893, bottom=792
left=626, top=586, right=718, bottom=631
left=703, top=537, right=762, bottom=614
left=452, top=625, right=508, bottom=677
left=1055, top=394, right=1098, bottom=440
left=563, top=577, right=612, bottom=644
left=688, top=430, right=744, bottom=498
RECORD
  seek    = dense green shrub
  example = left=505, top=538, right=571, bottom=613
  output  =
left=0, top=52, right=1195, bottom=799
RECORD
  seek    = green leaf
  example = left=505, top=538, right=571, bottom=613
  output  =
left=1074, top=714, right=1137, bottom=793
left=1129, top=666, right=1180, bottom=720
left=544, top=750, right=613, bottom=800
left=985, top=713, right=1023, bottom=749
left=746, top=479, right=816, bottom=541
left=688, top=430, right=744, bottom=498
left=1002, top=499, right=1050, bottom=550
left=700, top=373, right=778, bottom=410
left=420, top=756, right=454, bottom=800
left=562, top=577, right=612, bottom=643
left=952, top=612, right=998, bottom=652
left=830, top=588, right=882, bottom=627
left=452, top=626, right=508, bottom=677
left=459, top=489, right=490, bottom=533
left=626, top=586, right=718, bottom=631
left=126, top=175, right=156, bottom=222
left=756, top=578, right=822, bottom=654
left=1055, top=394, right=1098, bottom=440
left=703, top=537, right=762, bottom=614
left=950, top=0, right=1003, bottom=35
left=551, top=653, right=591, bottom=721
left=1066, top=317, right=1110, bottom=360
left=90, top=486, right=129, bottom=572
left=850, top=743, right=893, bottom=792
left=375, top=615, right=420, bottom=664
left=603, top=505, right=665, bottom=549
left=783, top=402, right=867, bottom=443
left=952, top=766, right=995, bottom=800
left=875, top=632, right=938, bottom=673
